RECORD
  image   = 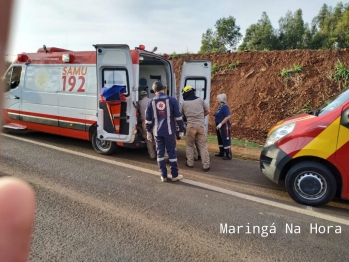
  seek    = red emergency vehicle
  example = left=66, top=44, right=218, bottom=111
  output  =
left=260, top=89, right=349, bottom=206
left=2, top=44, right=211, bottom=154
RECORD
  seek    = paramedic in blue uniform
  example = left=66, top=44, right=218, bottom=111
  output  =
left=145, top=81, right=185, bottom=182
left=214, top=93, right=232, bottom=160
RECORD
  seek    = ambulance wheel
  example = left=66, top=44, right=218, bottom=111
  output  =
left=285, top=161, right=336, bottom=207
left=91, top=130, right=117, bottom=155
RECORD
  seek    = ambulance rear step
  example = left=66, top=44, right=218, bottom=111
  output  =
left=3, top=123, right=27, bottom=130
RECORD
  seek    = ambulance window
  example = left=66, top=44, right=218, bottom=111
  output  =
left=184, top=78, right=207, bottom=100
left=102, top=68, right=129, bottom=95
left=5, top=66, right=22, bottom=91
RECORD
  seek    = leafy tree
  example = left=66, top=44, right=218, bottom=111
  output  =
left=199, top=16, right=241, bottom=53
left=278, top=9, right=310, bottom=49
left=200, top=2, right=349, bottom=52
left=313, top=3, right=331, bottom=30
left=199, top=29, right=226, bottom=54
left=326, top=2, right=345, bottom=48
left=336, top=9, right=349, bottom=48
left=238, top=12, right=280, bottom=51
left=215, top=16, right=242, bottom=51
left=311, top=2, right=349, bottom=49
left=309, top=4, right=331, bottom=49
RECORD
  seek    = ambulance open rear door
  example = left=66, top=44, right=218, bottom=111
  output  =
left=95, top=44, right=135, bottom=143
left=179, top=60, right=211, bottom=134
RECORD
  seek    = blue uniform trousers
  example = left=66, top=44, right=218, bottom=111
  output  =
left=155, top=134, right=178, bottom=178
left=216, top=123, right=232, bottom=158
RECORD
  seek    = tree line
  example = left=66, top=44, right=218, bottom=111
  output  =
left=199, top=2, right=349, bottom=53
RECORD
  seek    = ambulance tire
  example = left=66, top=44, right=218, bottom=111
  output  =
left=285, top=161, right=336, bottom=207
left=91, top=129, right=118, bottom=155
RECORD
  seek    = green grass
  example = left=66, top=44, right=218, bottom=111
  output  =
left=211, top=63, right=219, bottom=74
left=281, top=64, right=302, bottom=77
left=299, top=101, right=312, bottom=113
left=232, top=139, right=263, bottom=150
left=334, top=60, right=349, bottom=81
left=206, top=135, right=263, bottom=150
left=227, top=60, right=241, bottom=70
left=206, top=134, right=218, bottom=144
left=179, top=134, right=262, bottom=151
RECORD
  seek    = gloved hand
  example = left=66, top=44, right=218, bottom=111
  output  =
left=147, top=132, right=153, bottom=142
left=179, top=132, right=184, bottom=138
left=216, top=123, right=222, bottom=130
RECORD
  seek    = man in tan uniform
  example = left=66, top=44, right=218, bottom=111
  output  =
left=180, top=85, right=210, bottom=171
left=139, top=91, right=156, bottom=159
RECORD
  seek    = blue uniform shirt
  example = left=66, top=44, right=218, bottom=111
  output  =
left=214, top=103, right=231, bottom=126
left=145, top=93, right=184, bottom=136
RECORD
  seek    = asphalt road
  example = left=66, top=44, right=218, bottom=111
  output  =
left=0, top=132, right=348, bottom=262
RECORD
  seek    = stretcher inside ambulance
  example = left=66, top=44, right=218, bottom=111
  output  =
left=2, top=44, right=211, bottom=156
left=260, top=88, right=349, bottom=206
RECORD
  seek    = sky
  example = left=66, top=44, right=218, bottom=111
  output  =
left=5, top=0, right=345, bottom=61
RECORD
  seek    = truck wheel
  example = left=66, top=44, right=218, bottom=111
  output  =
left=91, top=129, right=117, bottom=155
left=285, top=161, right=336, bottom=207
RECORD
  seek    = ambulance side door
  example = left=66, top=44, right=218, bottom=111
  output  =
left=3, top=66, right=23, bottom=125
left=179, top=60, right=211, bottom=134
left=95, top=44, right=135, bottom=143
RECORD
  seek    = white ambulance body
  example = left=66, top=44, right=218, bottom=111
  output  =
left=2, top=44, right=211, bottom=155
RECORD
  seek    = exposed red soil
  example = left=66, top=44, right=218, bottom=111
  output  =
left=172, top=49, right=349, bottom=145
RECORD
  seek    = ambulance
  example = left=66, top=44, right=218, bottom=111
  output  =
left=260, top=88, right=349, bottom=206
left=2, top=44, right=211, bottom=155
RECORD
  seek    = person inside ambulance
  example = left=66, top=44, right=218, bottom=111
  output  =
left=138, top=90, right=156, bottom=160
left=145, top=81, right=184, bottom=182
left=214, top=94, right=232, bottom=160
left=180, top=85, right=210, bottom=172
left=138, top=78, right=148, bottom=99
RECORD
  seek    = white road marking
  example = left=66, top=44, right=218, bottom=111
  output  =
left=3, top=133, right=349, bottom=226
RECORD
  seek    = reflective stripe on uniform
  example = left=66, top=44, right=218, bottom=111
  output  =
left=169, top=158, right=177, bottom=162
left=166, top=99, right=172, bottom=135
left=152, top=100, right=158, bottom=136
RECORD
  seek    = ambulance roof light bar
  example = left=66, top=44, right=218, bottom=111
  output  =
left=136, top=45, right=157, bottom=53
left=17, top=53, right=28, bottom=62
left=136, top=45, right=145, bottom=50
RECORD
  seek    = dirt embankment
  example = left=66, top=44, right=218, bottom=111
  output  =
left=171, top=50, right=349, bottom=144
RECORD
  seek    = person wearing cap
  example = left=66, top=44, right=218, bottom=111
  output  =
left=138, top=90, right=156, bottom=160
left=180, top=85, right=210, bottom=171
left=145, top=81, right=185, bottom=182
left=214, top=93, right=232, bottom=160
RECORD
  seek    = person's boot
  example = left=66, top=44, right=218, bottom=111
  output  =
left=215, top=148, right=224, bottom=157
left=222, top=148, right=232, bottom=160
